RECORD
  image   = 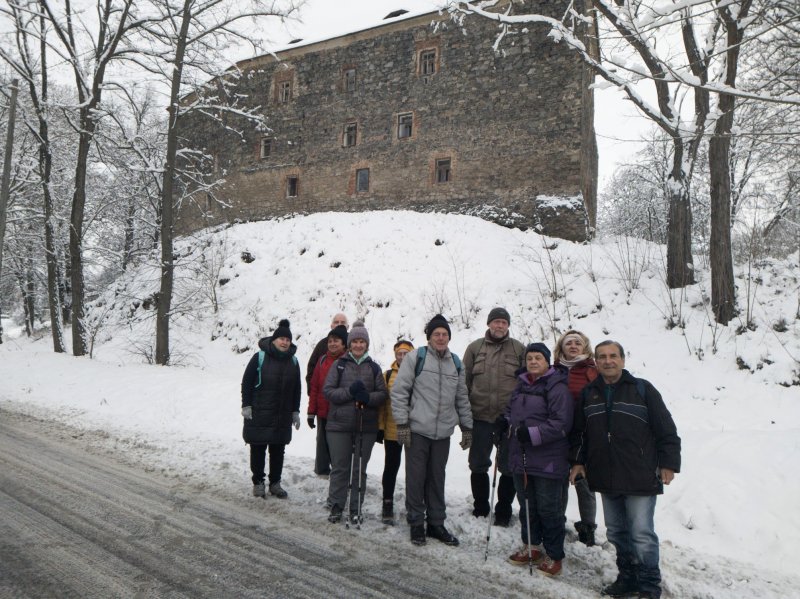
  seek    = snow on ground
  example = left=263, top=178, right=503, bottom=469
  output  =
left=1, top=211, right=799, bottom=598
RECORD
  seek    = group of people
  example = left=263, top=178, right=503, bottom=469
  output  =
left=240, top=310, right=681, bottom=599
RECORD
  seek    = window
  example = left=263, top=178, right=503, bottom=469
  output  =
left=278, top=80, right=292, bottom=103
left=356, top=168, right=370, bottom=192
left=286, top=176, right=298, bottom=198
left=260, top=138, right=272, bottom=159
left=344, top=68, right=356, bottom=92
left=343, top=122, right=357, bottom=147
left=397, top=113, right=413, bottom=139
left=436, top=158, right=452, bottom=183
left=420, top=49, right=437, bottom=76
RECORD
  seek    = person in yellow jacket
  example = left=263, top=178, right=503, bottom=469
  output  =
left=378, top=339, right=414, bottom=524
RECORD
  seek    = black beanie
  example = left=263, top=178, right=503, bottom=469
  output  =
left=272, top=318, right=292, bottom=341
left=525, top=342, right=551, bottom=364
left=487, top=307, right=511, bottom=325
left=328, top=325, right=348, bottom=346
left=425, top=314, right=451, bottom=339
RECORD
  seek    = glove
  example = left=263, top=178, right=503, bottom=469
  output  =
left=459, top=428, right=473, bottom=450
left=241, top=406, right=252, bottom=420
left=292, top=412, right=301, bottom=430
left=376, top=430, right=384, bottom=444
left=354, top=389, right=370, bottom=407
left=493, top=417, right=509, bottom=446
left=516, top=425, right=531, bottom=445
left=397, top=424, right=411, bottom=448
left=349, top=380, right=366, bottom=396
left=307, top=415, right=316, bottom=429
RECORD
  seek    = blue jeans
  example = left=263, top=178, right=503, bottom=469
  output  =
left=601, top=493, right=661, bottom=598
left=513, top=474, right=565, bottom=560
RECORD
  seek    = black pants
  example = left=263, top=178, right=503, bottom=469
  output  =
left=382, top=440, right=403, bottom=500
left=250, top=444, right=285, bottom=485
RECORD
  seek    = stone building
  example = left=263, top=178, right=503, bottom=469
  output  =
left=175, top=3, right=598, bottom=241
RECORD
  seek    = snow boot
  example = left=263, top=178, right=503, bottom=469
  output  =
left=575, top=521, right=597, bottom=546
left=381, top=499, right=395, bottom=525
left=537, top=556, right=562, bottom=576
left=252, top=482, right=266, bottom=498
left=269, top=481, right=288, bottom=499
left=601, top=575, right=639, bottom=597
left=410, top=524, right=426, bottom=545
left=471, top=472, right=490, bottom=517
left=509, top=545, right=543, bottom=566
left=328, top=504, right=343, bottom=523
left=426, top=524, right=459, bottom=546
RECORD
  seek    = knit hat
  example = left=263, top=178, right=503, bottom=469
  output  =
left=272, top=318, right=292, bottom=341
left=328, top=325, right=348, bottom=346
left=525, top=342, right=551, bottom=364
left=348, top=320, right=370, bottom=347
left=393, top=339, right=414, bottom=353
left=425, top=314, right=451, bottom=339
left=487, top=307, right=511, bottom=325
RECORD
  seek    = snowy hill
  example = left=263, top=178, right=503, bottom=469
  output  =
left=2, top=211, right=799, bottom=598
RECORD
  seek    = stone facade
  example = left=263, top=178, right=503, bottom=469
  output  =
left=175, top=4, right=597, bottom=241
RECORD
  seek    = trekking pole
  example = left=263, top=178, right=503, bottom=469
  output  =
left=345, top=430, right=357, bottom=530
left=355, top=406, right=364, bottom=530
left=522, top=447, right=533, bottom=576
left=484, top=456, right=499, bottom=562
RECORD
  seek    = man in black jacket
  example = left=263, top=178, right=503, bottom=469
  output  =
left=569, top=341, right=680, bottom=599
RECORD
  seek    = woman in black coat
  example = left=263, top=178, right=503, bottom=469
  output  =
left=240, top=319, right=301, bottom=499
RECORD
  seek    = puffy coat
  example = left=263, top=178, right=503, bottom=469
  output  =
left=240, top=337, right=301, bottom=445
left=569, top=369, right=681, bottom=496
left=506, top=366, right=573, bottom=480
left=463, top=332, right=525, bottom=422
left=565, top=358, right=598, bottom=404
left=390, top=346, right=473, bottom=440
left=323, top=353, right=387, bottom=434
left=305, top=335, right=328, bottom=388
left=308, top=351, right=343, bottom=419
left=378, top=363, right=400, bottom=441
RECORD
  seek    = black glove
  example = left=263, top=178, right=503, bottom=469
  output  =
left=307, top=415, right=316, bottom=429
left=354, top=389, right=370, bottom=407
left=516, top=425, right=531, bottom=445
left=376, top=430, right=384, bottom=444
left=349, top=380, right=366, bottom=395
left=493, top=416, right=509, bottom=446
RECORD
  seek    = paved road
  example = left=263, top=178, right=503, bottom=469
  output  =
left=0, top=409, right=548, bottom=599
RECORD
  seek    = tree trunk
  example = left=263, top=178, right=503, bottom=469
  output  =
left=69, top=123, right=93, bottom=356
left=666, top=138, right=695, bottom=288
left=0, top=79, right=18, bottom=344
left=155, top=0, right=192, bottom=366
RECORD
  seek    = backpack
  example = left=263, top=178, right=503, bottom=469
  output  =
left=414, top=346, right=462, bottom=378
left=255, top=350, right=298, bottom=389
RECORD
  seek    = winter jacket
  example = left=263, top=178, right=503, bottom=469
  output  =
left=505, top=366, right=573, bottom=480
left=569, top=369, right=682, bottom=496
left=323, top=353, right=387, bottom=434
left=240, top=337, right=301, bottom=445
left=463, top=332, right=525, bottom=423
left=378, top=363, right=400, bottom=441
left=308, top=351, right=344, bottom=419
left=390, top=346, right=473, bottom=440
left=565, top=358, right=598, bottom=403
left=306, top=336, right=329, bottom=389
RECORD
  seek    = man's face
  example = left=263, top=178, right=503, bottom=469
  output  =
left=272, top=336, right=291, bottom=351
left=487, top=318, right=509, bottom=340
left=395, top=348, right=410, bottom=365
left=596, top=344, right=625, bottom=383
left=327, top=336, right=345, bottom=355
left=349, top=338, right=367, bottom=358
left=331, top=313, right=348, bottom=329
left=525, top=352, right=549, bottom=376
left=429, top=328, right=449, bottom=352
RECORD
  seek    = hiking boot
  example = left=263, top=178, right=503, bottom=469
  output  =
left=601, top=576, right=639, bottom=597
left=410, top=524, right=426, bottom=545
left=328, top=504, right=343, bottom=523
left=349, top=512, right=361, bottom=526
left=508, top=545, right=544, bottom=566
left=252, top=482, right=266, bottom=498
left=269, top=482, right=288, bottom=499
left=426, top=524, right=459, bottom=546
left=637, top=593, right=658, bottom=599
left=472, top=507, right=490, bottom=518
left=381, top=499, right=395, bottom=525
left=575, top=521, right=597, bottom=546
left=493, top=513, right=512, bottom=527
left=537, top=556, right=562, bottom=576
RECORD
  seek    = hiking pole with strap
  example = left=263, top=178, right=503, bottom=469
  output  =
left=345, top=429, right=357, bottom=530
left=355, top=405, right=364, bottom=530
left=484, top=456, right=499, bottom=561
left=522, top=446, right=533, bottom=576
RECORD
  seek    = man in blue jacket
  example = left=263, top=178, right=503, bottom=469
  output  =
left=569, top=341, right=681, bottom=599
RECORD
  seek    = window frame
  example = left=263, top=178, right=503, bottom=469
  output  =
left=397, top=113, right=413, bottom=139
left=260, top=138, right=272, bottom=159
left=435, top=158, right=452, bottom=183
left=355, top=168, right=370, bottom=193
left=286, top=175, right=299, bottom=198
left=420, top=49, right=437, bottom=76
left=343, top=122, right=358, bottom=147
left=344, top=68, right=357, bottom=93
left=278, top=80, right=292, bottom=104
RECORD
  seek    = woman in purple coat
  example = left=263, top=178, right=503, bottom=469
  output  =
left=502, top=342, right=573, bottom=577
